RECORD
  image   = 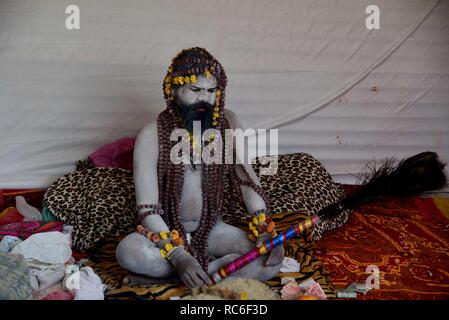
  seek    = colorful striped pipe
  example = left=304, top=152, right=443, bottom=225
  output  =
left=209, top=215, right=321, bottom=284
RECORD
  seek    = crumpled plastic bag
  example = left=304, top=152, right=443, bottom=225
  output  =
left=15, top=196, right=42, bottom=221
left=63, top=266, right=106, bottom=300
left=11, top=231, right=72, bottom=264
left=280, top=257, right=301, bottom=273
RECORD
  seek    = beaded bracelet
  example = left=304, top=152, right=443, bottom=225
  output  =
left=247, top=209, right=277, bottom=242
left=137, top=204, right=164, bottom=222
left=136, top=225, right=185, bottom=258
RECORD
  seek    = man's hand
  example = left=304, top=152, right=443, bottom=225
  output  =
left=256, top=232, right=285, bottom=266
left=168, top=247, right=212, bottom=288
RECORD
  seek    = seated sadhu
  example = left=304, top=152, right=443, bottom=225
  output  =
left=116, top=47, right=284, bottom=288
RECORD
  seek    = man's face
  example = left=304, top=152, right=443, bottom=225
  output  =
left=173, top=75, right=218, bottom=134
left=174, top=75, right=218, bottom=107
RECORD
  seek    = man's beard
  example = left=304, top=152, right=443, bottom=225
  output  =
left=175, top=101, right=214, bottom=134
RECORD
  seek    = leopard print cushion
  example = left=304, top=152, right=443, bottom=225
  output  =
left=43, top=162, right=136, bottom=252
left=43, top=153, right=348, bottom=251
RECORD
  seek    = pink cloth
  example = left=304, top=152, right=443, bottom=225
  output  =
left=88, top=137, right=135, bottom=171
left=41, top=291, right=74, bottom=300
left=0, top=207, right=24, bottom=226
left=0, top=221, right=64, bottom=239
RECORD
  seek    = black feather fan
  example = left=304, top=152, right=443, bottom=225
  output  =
left=319, top=151, right=447, bottom=221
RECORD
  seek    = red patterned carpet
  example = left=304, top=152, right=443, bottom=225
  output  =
left=2, top=189, right=449, bottom=299
left=315, top=196, right=449, bottom=299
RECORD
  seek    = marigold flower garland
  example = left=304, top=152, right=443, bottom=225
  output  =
left=247, top=209, right=277, bottom=242
left=136, top=225, right=185, bottom=258
left=163, top=66, right=221, bottom=148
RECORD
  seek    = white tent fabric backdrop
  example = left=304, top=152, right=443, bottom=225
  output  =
left=1, top=0, right=448, bottom=188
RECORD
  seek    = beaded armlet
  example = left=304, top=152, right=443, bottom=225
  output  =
left=247, top=209, right=277, bottom=242
left=137, top=204, right=164, bottom=222
left=136, top=225, right=184, bottom=258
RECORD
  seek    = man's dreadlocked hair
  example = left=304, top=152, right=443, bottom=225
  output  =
left=157, top=47, right=270, bottom=271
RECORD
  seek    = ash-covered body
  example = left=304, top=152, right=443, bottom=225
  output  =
left=116, top=48, right=284, bottom=288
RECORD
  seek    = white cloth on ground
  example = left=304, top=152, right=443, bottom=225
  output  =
left=27, top=260, right=66, bottom=291
left=11, top=231, right=72, bottom=264
left=0, top=235, right=22, bottom=253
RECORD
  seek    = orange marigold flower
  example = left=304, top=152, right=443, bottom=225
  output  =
left=267, top=221, right=275, bottom=233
